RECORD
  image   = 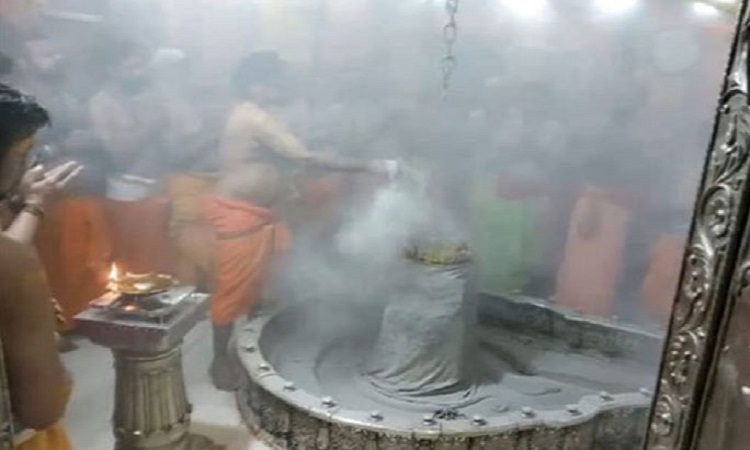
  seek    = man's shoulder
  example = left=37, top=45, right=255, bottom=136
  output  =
left=230, top=102, right=276, bottom=130
left=225, top=102, right=262, bottom=131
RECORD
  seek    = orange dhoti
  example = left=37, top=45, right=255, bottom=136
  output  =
left=166, top=173, right=218, bottom=287
left=205, top=196, right=291, bottom=326
left=554, top=185, right=631, bottom=317
left=104, top=197, right=173, bottom=275
left=15, top=424, right=72, bottom=450
left=35, top=198, right=113, bottom=330
left=641, top=233, right=686, bottom=323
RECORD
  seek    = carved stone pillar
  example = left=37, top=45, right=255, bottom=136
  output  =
left=76, top=293, right=220, bottom=450
left=113, top=348, right=191, bottom=450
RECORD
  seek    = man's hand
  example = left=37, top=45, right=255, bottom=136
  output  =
left=21, top=161, right=84, bottom=206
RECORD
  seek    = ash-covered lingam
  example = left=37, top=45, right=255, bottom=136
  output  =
left=76, top=265, right=219, bottom=450
left=365, top=237, right=477, bottom=408
left=235, top=175, right=659, bottom=449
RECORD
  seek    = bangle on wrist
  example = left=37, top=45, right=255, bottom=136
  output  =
left=21, top=203, right=44, bottom=218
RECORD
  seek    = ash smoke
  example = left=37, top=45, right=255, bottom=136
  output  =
left=274, top=161, right=472, bottom=309
left=337, top=184, right=427, bottom=264
left=275, top=180, right=434, bottom=307
left=2, top=0, right=738, bottom=330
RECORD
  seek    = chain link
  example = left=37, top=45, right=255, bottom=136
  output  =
left=441, top=0, right=460, bottom=96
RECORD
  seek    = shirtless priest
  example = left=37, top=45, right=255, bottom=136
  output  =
left=207, top=52, right=397, bottom=390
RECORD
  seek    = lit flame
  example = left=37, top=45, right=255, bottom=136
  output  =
left=108, top=264, right=120, bottom=291
left=109, top=264, right=119, bottom=281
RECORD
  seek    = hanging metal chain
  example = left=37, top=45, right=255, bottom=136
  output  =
left=441, top=0, right=460, bottom=96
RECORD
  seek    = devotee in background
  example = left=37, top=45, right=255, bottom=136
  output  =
left=17, top=34, right=113, bottom=346
left=89, top=39, right=172, bottom=276
left=0, top=83, right=75, bottom=450
left=471, top=98, right=552, bottom=296
left=206, top=51, right=397, bottom=390
left=0, top=79, right=83, bottom=244
left=18, top=33, right=105, bottom=187
left=156, top=48, right=221, bottom=291
left=553, top=104, right=654, bottom=319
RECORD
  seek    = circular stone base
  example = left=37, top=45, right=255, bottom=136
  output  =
left=237, top=301, right=654, bottom=449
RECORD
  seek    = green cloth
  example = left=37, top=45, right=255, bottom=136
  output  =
left=470, top=179, right=542, bottom=294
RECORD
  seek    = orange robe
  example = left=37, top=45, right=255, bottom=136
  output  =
left=555, top=185, right=631, bottom=317
left=35, top=198, right=113, bottom=330
left=205, top=196, right=291, bottom=326
left=104, top=197, right=173, bottom=275
left=641, top=233, right=685, bottom=323
left=14, top=383, right=73, bottom=450
left=166, top=173, right=218, bottom=286
left=16, top=424, right=71, bottom=450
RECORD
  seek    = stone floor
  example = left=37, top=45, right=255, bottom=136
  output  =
left=62, top=319, right=271, bottom=450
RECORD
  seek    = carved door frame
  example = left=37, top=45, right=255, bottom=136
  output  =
left=645, top=1, right=750, bottom=448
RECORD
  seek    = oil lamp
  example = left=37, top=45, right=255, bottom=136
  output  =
left=76, top=268, right=217, bottom=449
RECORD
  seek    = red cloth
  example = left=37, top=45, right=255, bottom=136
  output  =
left=35, top=198, right=112, bottom=330
left=641, top=234, right=685, bottom=323
left=554, top=186, right=631, bottom=317
left=205, top=196, right=291, bottom=325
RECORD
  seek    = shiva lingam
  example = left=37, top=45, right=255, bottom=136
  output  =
left=236, top=235, right=657, bottom=450
left=75, top=265, right=220, bottom=450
